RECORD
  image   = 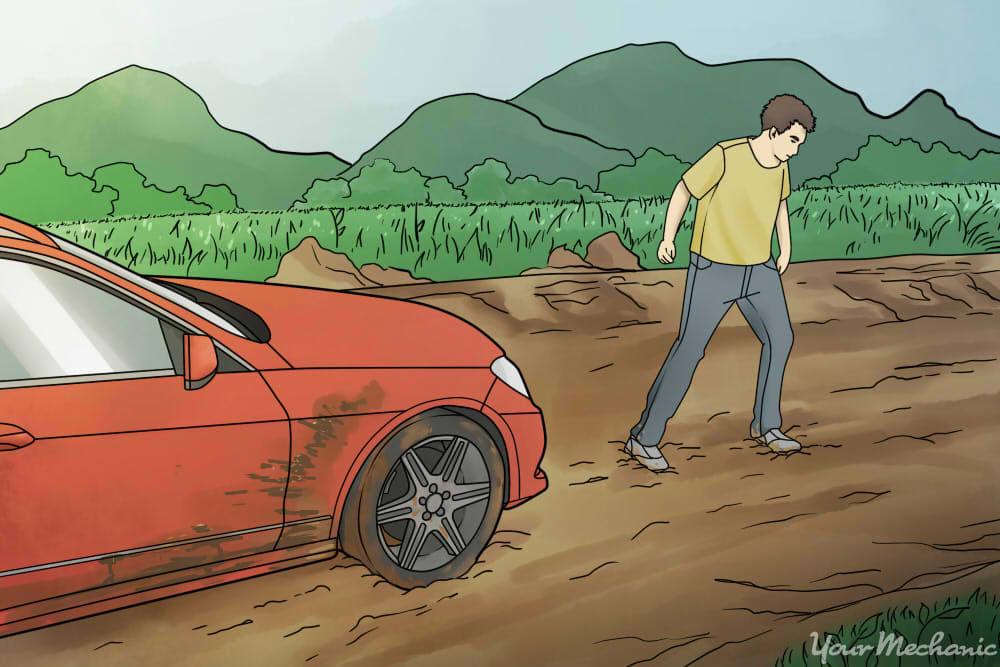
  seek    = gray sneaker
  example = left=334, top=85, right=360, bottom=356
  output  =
left=625, top=436, right=671, bottom=472
left=754, top=428, right=802, bottom=453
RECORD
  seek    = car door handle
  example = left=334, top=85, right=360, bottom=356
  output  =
left=0, top=423, right=35, bottom=450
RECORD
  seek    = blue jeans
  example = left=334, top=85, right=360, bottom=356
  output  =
left=630, top=251, right=794, bottom=446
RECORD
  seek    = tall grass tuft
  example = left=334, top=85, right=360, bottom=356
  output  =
left=774, top=587, right=1000, bottom=666
left=37, top=184, right=1000, bottom=283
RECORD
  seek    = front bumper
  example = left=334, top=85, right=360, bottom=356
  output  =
left=484, top=378, right=548, bottom=508
left=500, top=412, right=548, bottom=507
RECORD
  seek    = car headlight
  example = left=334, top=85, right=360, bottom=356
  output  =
left=490, top=356, right=531, bottom=398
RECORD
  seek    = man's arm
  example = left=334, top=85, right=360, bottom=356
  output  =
left=657, top=143, right=723, bottom=264
left=663, top=179, right=691, bottom=242
left=656, top=179, right=691, bottom=263
left=775, top=199, right=791, bottom=275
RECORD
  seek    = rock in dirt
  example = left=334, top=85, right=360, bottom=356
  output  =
left=266, top=237, right=426, bottom=290
left=519, top=245, right=604, bottom=276
left=547, top=246, right=593, bottom=269
left=359, top=263, right=430, bottom=286
left=583, top=232, right=642, bottom=271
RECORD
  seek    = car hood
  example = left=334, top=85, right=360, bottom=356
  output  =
left=161, top=278, right=503, bottom=368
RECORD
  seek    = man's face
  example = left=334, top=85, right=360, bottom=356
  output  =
left=772, top=122, right=808, bottom=162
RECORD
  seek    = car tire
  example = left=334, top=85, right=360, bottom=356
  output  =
left=339, top=412, right=505, bottom=589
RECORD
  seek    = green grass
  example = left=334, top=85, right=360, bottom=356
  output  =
left=36, top=183, right=1000, bottom=283
left=775, top=588, right=1000, bottom=666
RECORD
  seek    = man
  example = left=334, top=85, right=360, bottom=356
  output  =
left=625, top=94, right=816, bottom=473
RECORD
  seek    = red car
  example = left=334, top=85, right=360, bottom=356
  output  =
left=0, top=214, right=547, bottom=637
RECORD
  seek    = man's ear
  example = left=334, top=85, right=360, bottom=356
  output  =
left=768, top=127, right=777, bottom=140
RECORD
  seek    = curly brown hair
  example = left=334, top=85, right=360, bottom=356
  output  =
left=761, top=95, right=816, bottom=134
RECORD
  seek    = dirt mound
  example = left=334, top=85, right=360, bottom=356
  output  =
left=583, top=231, right=642, bottom=271
left=547, top=246, right=593, bottom=269
left=266, top=237, right=428, bottom=290
left=359, top=263, right=430, bottom=286
left=519, top=245, right=602, bottom=276
left=520, top=234, right=642, bottom=276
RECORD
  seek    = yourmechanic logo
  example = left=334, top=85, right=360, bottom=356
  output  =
left=809, top=631, right=999, bottom=663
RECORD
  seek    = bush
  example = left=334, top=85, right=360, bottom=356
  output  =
left=0, top=149, right=115, bottom=223
left=803, top=136, right=1000, bottom=187
left=598, top=148, right=689, bottom=199
left=93, top=162, right=210, bottom=217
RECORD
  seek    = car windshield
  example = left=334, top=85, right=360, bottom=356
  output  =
left=50, top=236, right=247, bottom=339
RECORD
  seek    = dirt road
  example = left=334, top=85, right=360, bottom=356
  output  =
left=4, top=253, right=999, bottom=666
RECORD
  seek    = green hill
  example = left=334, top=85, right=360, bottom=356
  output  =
left=339, top=93, right=634, bottom=188
left=882, top=89, right=997, bottom=158
left=0, top=65, right=349, bottom=211
left=511, top=42, right=1000, bottom=187
left=5, top=47, right=997, bottom=217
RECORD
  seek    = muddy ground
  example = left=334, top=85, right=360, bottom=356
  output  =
left=4, top=253, right=1000, bottom=666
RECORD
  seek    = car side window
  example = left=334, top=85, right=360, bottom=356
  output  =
left=0, top=258, right=174, bottom=383
left=159, top=319, right=185, bottom=375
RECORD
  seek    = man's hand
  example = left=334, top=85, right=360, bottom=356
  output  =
left=657, top=238, right=676, bottom=264
left=775, top=200, right=791, bottom=275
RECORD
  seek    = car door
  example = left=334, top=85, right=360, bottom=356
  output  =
left=0, top=256, right=290, bottom=611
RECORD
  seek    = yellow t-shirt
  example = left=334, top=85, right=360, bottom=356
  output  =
left=682, top=138, right=790, bottom=265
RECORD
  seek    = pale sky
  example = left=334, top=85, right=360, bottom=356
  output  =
left=2, top=0, right=996, bottom=162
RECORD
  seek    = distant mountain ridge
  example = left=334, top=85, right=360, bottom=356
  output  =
left=0, top=65, right=349, bottom=211
left=338, top=93, right=634, bottom=188
left=1, top=44, right=997, bottom=217
left=509, top=42, right=1000, bottom=187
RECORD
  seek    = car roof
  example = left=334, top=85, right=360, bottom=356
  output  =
left=0, top=214, right=58, bottom=248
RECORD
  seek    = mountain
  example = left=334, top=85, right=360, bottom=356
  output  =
left=0, top=66, right=349, bottom=211
left=882, top=89, right=996, bottom=158
left=5, top=45, right=997, bottom=216
left=339, top=93, right=634, bottom=188
left=510, top=42, right=1000, bottom=187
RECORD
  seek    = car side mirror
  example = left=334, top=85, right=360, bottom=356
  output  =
left=184, top=334, right=218, bottom=390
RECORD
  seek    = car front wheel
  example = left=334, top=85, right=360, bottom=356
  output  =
left=339, top=413, right=505, bottom=588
